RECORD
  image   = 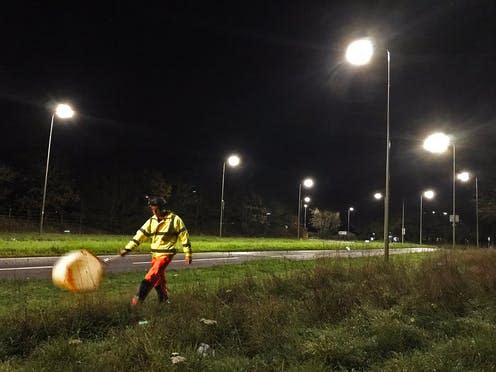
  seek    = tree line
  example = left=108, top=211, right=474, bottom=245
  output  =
left=2, top=158, right=495, bottom=242
left=0, top=162, right=344, bottom=237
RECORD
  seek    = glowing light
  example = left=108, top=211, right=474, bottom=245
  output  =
left=304, top=196, right=311, bottom=203
left=457, top=171, right=470, bottom=182
left=303, top=178, right=314, bottom=188
left=374, top=192, right=383, bottom=200
left=423, top=132, right=450, bottom=153
left=55, top=103, right=74, bottom=119
left=227, top=155, right=240, bottom=167
left=345, top=38, right=374, bottom=66
left=423, top=190, right=435, bottom=199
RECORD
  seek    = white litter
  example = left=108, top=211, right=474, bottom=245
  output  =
left=170, top=353, right=186, bottom=364
left=197, top=343, right=215, bottom=357
left=200, top=318, right=217, bottom=325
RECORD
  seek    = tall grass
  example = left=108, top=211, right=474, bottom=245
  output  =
left=1, top=250, right=496, bottom=370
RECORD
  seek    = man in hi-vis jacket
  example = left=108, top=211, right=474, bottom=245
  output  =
left=121, top=197, right=192, bottom=305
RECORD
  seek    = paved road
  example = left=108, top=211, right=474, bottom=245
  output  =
left=0, top=248, right=437, bottom=280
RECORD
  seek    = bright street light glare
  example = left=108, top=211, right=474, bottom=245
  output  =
left=457, top=171, right=470, bottom=182
left=374, top=192, right=383, bottom=200
left=349, top=207, right=354, bottom=211
left=423, top=132, right=450, bottom=153
left=55, top=104, right=74, bottom=119
left=303, top=196, right=311, bottom=203
left=303, top=178, right=314, bottom=188
left=345, top=38, right=374, bottom=66
left=423, top=190, right=435, bottom=199
left=227, top=155, right=240, bottom=167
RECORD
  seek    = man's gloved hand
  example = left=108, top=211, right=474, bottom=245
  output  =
left=184, top=254, right=192, bottom=265
left=120, top=249, right=130, bottom=257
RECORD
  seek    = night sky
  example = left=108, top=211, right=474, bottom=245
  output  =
left=1, top=1, right=495, bottom=229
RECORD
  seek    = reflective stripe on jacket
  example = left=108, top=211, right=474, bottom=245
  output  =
left=125, top=213, right=191, bottom=258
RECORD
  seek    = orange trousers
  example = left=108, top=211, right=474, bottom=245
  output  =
left=144, top=255, right=173, bottom=299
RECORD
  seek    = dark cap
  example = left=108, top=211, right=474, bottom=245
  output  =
left=147, top=197, right=167, bottom=209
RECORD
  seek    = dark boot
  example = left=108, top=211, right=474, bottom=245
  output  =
left=155, top=285, right=169, bottom=303
left=131, top=279, right=153, bottom=305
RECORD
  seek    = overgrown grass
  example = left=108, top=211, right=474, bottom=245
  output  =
left=0, top=232, right=427, bottom=257
left=1, top=250, right=496, bottom=370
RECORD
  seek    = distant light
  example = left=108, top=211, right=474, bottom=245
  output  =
left=349, top=207, right=355, bottom=211
left=423, top=190, right=435, bottom=199
left=303, top=178, right=314, bottom=188
left=457, top=171, right=470, bottom=182
left=304, top=196, right=311, bottom=203
left=374, top=192, right=383, bottom=200
left=345, top=38, right=374, bottom=66
left=432, top=211, right=436, bottom=214
left=423, top=132, right=450, bottom=154
left=227, top=155, right=240, bottom=167
left=443, top=212, right=448, bottom=216
left=303, top=204, right=308, bottom=208
left=55, top=104, right=74, bottom=119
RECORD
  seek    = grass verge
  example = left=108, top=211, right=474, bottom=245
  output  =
left=0, top=233, right=428, bottom=257
left=1, top=249, right=495, bottom=370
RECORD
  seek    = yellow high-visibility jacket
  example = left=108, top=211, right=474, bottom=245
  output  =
left=124, top=213, right=191, bottom=259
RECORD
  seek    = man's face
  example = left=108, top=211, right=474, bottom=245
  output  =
left=150, top=205, right=163, bottom=218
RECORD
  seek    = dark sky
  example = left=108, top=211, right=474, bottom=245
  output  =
left=1, top=1, right=495, bottom=223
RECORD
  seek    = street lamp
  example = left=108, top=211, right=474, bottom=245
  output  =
left=40, top=103, right=75, bottom=234
left=303, top=196, right=311, bottom=230
left=423, top=132, right=456, bottom=248
left=419, top=189, right=435, bottom=244
left=347, top=207, right=355, bottom=234
left=457, top=171, right=479, bottom=248
left=297, top=178, right=314, bottom=239
left=219, top=154, right=241, bottom=237
left=346, top=38, right=391, bottom=260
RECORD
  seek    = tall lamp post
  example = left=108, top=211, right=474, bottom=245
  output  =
left=303, top=196, right=311, bottom=230
left=219, top=154, right=241, bottom=237
left=40, top=103, right=75, bottom=234
left=419, top=189, right=435, bottom=244
left=346, top=38, right=391, bottom=260
left=457, top=171, right=479, bottom=248
left=347, top=206, right=355, bottom=234
left=423, top=132, right=456, bottom=248
left=297, top=178, right=314, bottom=239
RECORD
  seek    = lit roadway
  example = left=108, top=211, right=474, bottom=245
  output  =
left=0, top=248, right=436, bottom=280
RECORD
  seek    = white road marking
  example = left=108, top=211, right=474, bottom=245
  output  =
left=132, top=257, right=240, bottom=265
left=0, top=266, right=52, bottom=271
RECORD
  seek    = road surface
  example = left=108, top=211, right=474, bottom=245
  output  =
left=0, top=248, right=437, bottom=280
